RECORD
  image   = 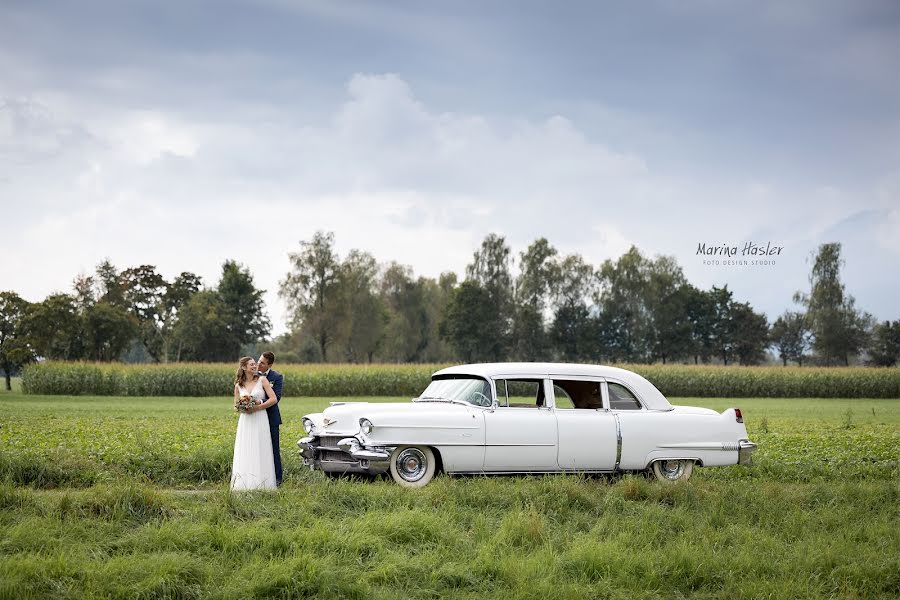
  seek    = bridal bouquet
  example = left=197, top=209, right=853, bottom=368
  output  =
left=235, top=395, right=256, bottom=413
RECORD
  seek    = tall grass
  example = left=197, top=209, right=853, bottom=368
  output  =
left=0, top=477, right=897, bottom=599
left=628, top=363, right=900, bottom=398
left=22, top=362, right=444, bottom=397
left=21, top=361, right=900, bottom=398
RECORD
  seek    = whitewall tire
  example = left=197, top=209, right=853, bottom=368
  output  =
left=651, top=459, right=694, bottom=482
left=389, top=446, right=436, bottom=488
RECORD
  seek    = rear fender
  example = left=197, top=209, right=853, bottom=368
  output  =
left=720, top=407, right=750, bottom=437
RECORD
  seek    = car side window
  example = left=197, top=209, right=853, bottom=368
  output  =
left=607, top=382, right=642, bottom=410
left=552, top=385, right=575, bottom=409
left=494, top=379, right=544, bottom=408
left=495, top=379, right=508, bottom=407
left=551, top=380, right=603, bottom=409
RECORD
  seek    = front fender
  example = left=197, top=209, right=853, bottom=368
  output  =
left=301, top=412, right=326, bottom=432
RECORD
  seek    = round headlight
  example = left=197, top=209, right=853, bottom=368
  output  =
left=359, top=418, right=374, bottom=434
left=302, top=418, right=314, bottom=434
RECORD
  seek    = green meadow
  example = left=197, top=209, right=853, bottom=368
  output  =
left=1, top=390, right=898, bottom=598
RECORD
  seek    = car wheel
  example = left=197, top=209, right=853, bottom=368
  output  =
left=389, top=445, right=436, bottom=488
left=651, top=459, right=694, bottom=482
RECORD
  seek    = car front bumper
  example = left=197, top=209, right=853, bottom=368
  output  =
left=298, top=435, right=395, bottom=475
left=738, top=439, right=758, bottom=465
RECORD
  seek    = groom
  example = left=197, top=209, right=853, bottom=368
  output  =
left=257, top=351, right=284, bottom=486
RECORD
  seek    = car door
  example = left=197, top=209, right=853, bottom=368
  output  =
left=604, top=379, right=662, bottom=470
left=482, top=377, right=558, bottom=471
left=551, top=376, right=618, bottom=470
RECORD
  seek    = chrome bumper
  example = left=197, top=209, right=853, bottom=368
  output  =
left=298, top=436, right=394, bottom=475
left=738, top=439, right=758, bottom=465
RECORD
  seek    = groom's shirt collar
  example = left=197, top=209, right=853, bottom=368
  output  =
left=259, top=369, right=270, bottom=376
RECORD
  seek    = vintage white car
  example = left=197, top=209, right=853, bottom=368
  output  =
left=298, top=363, right=757, bottom=487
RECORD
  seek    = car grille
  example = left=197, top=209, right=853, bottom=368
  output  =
left=320, top=450, right=350, bottom=462
left=317, top=436, right=345, bottom=450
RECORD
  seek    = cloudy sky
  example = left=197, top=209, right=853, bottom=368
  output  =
left=2, top=0, right=898, bottom=334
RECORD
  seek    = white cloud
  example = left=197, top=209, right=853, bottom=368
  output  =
left=1, top=72, right=898, bottom=334
left=106, top=111, right=200, bottom=164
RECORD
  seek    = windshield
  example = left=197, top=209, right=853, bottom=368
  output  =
left=417, top=378, right=493, bottom=407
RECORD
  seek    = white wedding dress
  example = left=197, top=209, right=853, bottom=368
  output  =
left=230, top=377, right=277, bottom=490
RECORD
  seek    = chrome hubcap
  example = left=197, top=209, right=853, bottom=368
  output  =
left=659, top=460, right=684, bottom=480
left=396, top=448, right=427, bottom=482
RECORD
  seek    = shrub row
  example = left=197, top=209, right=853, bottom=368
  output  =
left=21, top=362, right=445, bottom=398
left=626, top=364, right=900, bottom=399
left=20, top=361, right=900, bottom=398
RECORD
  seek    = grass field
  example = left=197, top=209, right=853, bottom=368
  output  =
left=1, top=391, right=898, bottom=598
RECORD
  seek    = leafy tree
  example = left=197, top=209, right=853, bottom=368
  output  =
left=380, top=263, right=430, bottom=362
left=731, top=302, right=769, bottom=365
left=645, top=256, right=690, bottom=364
left=465, top=234, right=514, bottom=358
left=96, top=259, right=127, bottom=307
left=296, top=335, right=324, bottom=362
left=868, top=320, right=900, bottom=367
left=170, top=273, right=203, bottom=308
left=337, top=251, right=385, bottom=363
left=218, top=260, right=269, bottom=354
left=553, top=254, right=594, bottom=303
left=440, top=281, right=504, bottom=362
left=512, top=238, right=559, bottom=361
left=549, top=254, right=595, bottom=361
left=709, top=286, right=737, bottom=365
left=596, top=246, right=652, bottom=362
left=173, top=291, right=234, bottom=362
left=516, top=238, right=559, bottom=307
left=280, top=231, right=342, bottom=361
left=550, top=303, right=594, bottom=361
left=770, top=311, right=811, bottom=366
left=652, top=284, right=694, bottom=364
left=694, top=286, right=770, bottom=366
left=171, top=262, right=266, bottom=361
left=467, top=233, right=514, bottom=300
left=416, top=272, right=457, bottom=362
left=73, top=273, right=97, bottom=311
left=121, top=265, right=168, bottom=361
left=841, top=296, right=874, bottom=365
left=71, top=268, right=139, bottom=362
left=21, top=293, right=84, bottom=360
left=121, top=265, right=167, bottom=356
left=83, top=301, right=137, bottom=361
left=0, top=292, right=33, bottom=390
left=164, top=272, right=203, bottom=361
left=119, top=266, right=202, bottom=362
left=512, top=304, right=551, bottom=361
left=796, top=243, right=873, bottom=365
left=684, top=285, right=716, bottom=364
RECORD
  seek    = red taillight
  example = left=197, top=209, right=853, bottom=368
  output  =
left=734, top=408, right=743, bottom=423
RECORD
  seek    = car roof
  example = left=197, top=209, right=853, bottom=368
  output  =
left=432, top=362, right=673, bottom=411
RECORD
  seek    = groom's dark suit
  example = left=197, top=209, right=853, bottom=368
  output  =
left=261, top=368, right=284, bottom=485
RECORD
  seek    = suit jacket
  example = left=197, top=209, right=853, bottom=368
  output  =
left=262, top=369, right=283, bottom=427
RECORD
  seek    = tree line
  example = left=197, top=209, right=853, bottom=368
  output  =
left=276, top=232, right=897, bottom=369
left=2, top=234, right=898, bottom=390
left=0, top=260, right=268, bottom=389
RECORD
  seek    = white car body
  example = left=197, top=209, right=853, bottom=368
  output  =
left=298, top=363, right=757, bottom=485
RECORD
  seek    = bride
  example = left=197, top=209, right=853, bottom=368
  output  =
left=230, top=356, right=279, bottom=490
